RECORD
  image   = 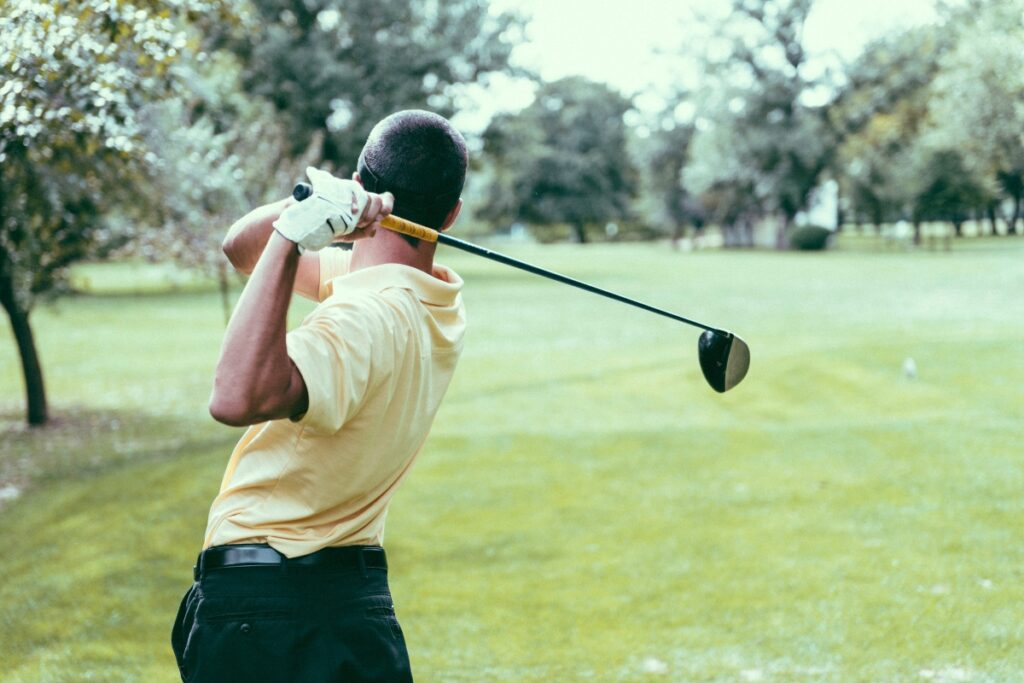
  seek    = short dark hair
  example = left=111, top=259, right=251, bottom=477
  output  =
left=357, top=110, right=467, bottom=231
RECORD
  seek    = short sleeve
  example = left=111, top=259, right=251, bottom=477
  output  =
left=286, top=295, right=389, bottom=435
left=317, top=248, right=353, bottom=302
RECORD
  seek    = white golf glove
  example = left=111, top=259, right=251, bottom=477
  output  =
left=274, top=167, right=369, bottom=252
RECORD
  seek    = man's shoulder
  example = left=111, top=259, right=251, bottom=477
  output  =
left=311, top=286, right=397, bottom=321
left=306, top=283, right=418, bottom=339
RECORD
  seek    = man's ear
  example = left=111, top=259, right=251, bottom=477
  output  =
left=440, top=199, right=463, bottom=232
left=352, top=172, right=363, bottom=186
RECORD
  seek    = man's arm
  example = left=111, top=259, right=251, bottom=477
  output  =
left=209, top=232, right=309, bottom=426
left=221, top=197, right=323, bottom=301
left=209, top=187, right=393, bottom=427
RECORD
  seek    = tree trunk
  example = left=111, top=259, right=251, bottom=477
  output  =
left=952, top=221, right=963, bottom=238
left=217, top=261, right=232, bottom=326
left=671, top=222, right=684, bottom=250
left=722, top=223, right=736, bottom=248
left=0, top=270, right=48, bottom=426
left=776, top=215, right=790, bottom=250
left=1009, top=194, right=1022, bottom=236
left=912, top=221, right=922, bottom=246
left=572, top=223, right=588, bottom=243
left=987, top=204, right=999, bottom=236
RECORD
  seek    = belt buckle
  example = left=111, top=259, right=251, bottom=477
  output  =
left=226, top=545, right=277, bottom=566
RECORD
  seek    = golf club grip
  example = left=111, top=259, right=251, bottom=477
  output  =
left=291, top=182, right=439, bottom=243
left=380, top=214, right=439, bottom=243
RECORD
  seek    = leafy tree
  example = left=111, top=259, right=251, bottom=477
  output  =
left=0, top=0, right=224, bottom=426
left=832, top=27, right=947, bottom=234
left=476, top=109, right=544, bottom=232
left=911, top=149, right=987, bottom=238
left=129, top=52, right=298, bottom=324
left=828, top=25, right=952, bottom=142
left=225, top=0, right=524, bottom=170
left=682, top=120, right=763, bottom=247
left=833, top=13, right=1021, bottom=239
left=682, top=0, right=834, bottom=248
left=635, top=117, right=707, bottom=247
left=480, top=77, right=638, bottom=243
left=929, top=0, right=1024, bottom=235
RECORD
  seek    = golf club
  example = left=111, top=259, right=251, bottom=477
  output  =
left=293, top=182, right=750, bottom=392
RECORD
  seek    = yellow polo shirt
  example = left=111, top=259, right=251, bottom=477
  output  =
left=203, top=249, right=465, bottom=557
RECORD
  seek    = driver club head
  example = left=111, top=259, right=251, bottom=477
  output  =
left=698, top=330, right=750, bottom=393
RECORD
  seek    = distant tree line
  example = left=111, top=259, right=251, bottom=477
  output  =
left=481, top=0, right=1024, bottom=245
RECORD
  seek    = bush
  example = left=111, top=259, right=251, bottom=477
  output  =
left=788, top=225, right=833, bottom=251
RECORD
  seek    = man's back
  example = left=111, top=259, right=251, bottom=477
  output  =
left=203, top=253, right=465, bottom=557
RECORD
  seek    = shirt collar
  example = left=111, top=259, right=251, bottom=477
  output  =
left=331, top=262, right=462, bottom=307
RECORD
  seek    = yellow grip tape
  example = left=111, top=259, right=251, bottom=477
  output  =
left=380, top=215, right=439, bottom=243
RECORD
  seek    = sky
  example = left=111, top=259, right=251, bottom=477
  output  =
left=453, top=0, right=948, bottom=132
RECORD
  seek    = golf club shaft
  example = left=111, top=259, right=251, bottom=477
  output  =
left=436, top=233, right=718, bottom=333
left=294, top=182, right=719, bottom=334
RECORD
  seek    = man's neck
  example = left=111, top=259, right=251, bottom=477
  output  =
left=349, top=230, right=437, bottom=275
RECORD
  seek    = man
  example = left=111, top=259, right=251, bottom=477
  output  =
left=171, top=110, right=468, bottom=682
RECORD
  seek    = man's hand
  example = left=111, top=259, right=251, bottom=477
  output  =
left=352, top=188, right=394, bottom=239
left=273, top=167, right=393, bottom=251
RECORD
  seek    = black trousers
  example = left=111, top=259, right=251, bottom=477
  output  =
left=171, top=546, right=413, bottom=682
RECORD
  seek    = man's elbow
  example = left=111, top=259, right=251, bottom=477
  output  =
left=209, top=391, right=300, bottom=427
left=221, top=233, right=254, bottom=275
left=208, top=394, right=257, bottom=427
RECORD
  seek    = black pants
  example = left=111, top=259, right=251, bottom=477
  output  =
left=171, top=546, right=413, bottom=682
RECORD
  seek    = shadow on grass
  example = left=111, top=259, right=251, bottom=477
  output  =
left=0, top=406, right=237, bottom=511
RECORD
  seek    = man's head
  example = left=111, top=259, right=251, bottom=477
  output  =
left=356, top=110, right=467, bottom=232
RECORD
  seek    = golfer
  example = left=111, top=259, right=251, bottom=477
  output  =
left=171, top=110, right=468, bottom=682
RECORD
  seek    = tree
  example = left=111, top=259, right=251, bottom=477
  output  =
left=832, top=27, right=947, bottom=234
left=682, top=118, right=764, bottom=247
left=929, top=0, right=1024, bottom=235
left=224, top=0, right=524, bottom=170
left=480, top=77, right=639, bottom=242
left=129, top=52, right=298, bottom=324
left=682, top=0, right=834, bottom=248
left=911, top=149, right=987, bottom=238
left=635, top=116, right=707, bottom=247
left=828, top=24, right=951, bottom=143
left=823, top=22, right=974, bottom=242
left=0, top=0, right=223, bottom=426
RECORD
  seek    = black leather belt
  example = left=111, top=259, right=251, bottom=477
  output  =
left=194, top=544, right=387, bottom=580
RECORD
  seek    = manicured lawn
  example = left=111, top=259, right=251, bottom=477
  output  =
left=1, top=238, right=1022, bottom=681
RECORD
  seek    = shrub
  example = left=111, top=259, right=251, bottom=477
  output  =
left=788, top=225, right=833, bottom=251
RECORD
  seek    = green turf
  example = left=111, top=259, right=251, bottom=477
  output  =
left=1, top=237, right=1022, bottom=681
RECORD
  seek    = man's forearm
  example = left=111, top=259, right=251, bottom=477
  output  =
left=222, top=197, right=295, bottom=274
left=209, top=231, right=308, bottom=426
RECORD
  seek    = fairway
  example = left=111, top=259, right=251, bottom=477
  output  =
left=1, top=239, right=1022, bottom=682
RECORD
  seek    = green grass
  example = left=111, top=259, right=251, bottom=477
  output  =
left=68, top=261, right=223, bottom=296
left=1, top=237, right=1022, bottom=681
